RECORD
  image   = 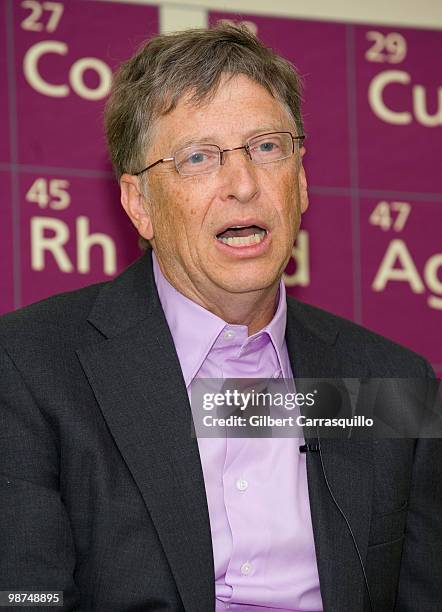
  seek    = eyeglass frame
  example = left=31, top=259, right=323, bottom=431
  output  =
left=133, top=131, right=306, bottom=177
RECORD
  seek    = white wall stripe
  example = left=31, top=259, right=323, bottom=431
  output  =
left=160, top=4, right=207, bottom=33
left=95, top=0, right=442, bottom=30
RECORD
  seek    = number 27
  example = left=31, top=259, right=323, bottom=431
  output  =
left=21, top=1, right=64, bottom=33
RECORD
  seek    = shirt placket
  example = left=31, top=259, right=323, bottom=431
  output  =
left=220, top=332, right=280, bottom=604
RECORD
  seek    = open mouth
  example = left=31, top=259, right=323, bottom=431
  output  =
left=216, top=225, right=267, bottom=247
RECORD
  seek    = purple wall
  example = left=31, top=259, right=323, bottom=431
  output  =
left=2, top=0, right=158, bottom=309
left=2, top=1, right=441, bottom=374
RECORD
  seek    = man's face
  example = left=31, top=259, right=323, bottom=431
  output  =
left=123, top=74, right=308, bottom=303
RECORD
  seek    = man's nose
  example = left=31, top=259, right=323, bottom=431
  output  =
left=218, top=148, right=259, bottom=203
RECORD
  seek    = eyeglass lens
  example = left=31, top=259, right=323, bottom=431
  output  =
left=175, top=132, right=297, bottom=176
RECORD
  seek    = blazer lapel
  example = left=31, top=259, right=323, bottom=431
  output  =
left=285, top=299, right=373, bottom=612
left=77, top=253, right=214, bottom=612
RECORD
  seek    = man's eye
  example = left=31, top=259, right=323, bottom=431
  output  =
left=188, top=152, right=206, bottom=164
left=259, top=141, right=279, bottom=152
left=250, top=139, right=281, bottom=155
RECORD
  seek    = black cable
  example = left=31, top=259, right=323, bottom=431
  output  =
left=315, top=427, right=374, bottom=612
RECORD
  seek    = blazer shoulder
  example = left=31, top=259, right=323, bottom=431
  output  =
left=0, top=253, right=155, bottom=358
left=286, top=295, right=431, bottom=376
left=0, top=281, right=108, bottom=351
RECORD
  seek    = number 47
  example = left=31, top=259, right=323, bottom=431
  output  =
left=369, top=201, right=411, bottom=232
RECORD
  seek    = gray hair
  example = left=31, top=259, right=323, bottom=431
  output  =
left=104, top=23, right=304, bottom=181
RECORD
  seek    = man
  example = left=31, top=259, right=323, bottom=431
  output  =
left=0, top=24, right=440, bottom=612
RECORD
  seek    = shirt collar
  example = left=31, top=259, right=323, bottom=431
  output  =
left=152, top=251, right=288, bottom=386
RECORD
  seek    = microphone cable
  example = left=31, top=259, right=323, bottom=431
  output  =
left=305, top=427, right=374, bottom=612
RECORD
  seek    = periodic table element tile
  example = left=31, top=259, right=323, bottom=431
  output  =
left=20, top=173, right=142, bottom=307
left=284, top=193, right=354, bottom=320
left=0, top=172, right=14, bottom=315
left=209, top=12, right=350, bottom=189
left=360, top=197, right=442, bottom=367
left=1, top=1, right=10, bottom=164
left=355, top=25, right=442, bottom=194
left=14, top=0, right=158, bottom=171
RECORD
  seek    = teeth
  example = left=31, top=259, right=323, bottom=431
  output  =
left=217, top=231, right=266, bottom=247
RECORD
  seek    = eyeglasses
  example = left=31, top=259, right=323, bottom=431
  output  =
left=134, top=131, right=305, bottom=177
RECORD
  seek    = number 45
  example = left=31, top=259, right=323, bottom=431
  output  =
left=26, top=177, right=71, bottom=210
left=369, top=201, right=411, bottom=232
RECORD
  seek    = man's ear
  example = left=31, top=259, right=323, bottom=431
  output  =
left=120, top=173, right=154, bottom=240
left=298, top=146, right=309, bottom=214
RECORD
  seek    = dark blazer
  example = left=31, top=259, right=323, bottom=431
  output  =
left=0, top=252, right=440, bottom=612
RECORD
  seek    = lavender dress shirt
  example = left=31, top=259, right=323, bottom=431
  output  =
left=152, top=252, right=323, bottom=612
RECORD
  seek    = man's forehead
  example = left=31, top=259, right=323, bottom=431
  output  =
left=180, top=72, right=267, bottom=105
left=179, top=73, right=281, bottom=112
left=155, top=75, right=293, bottom=147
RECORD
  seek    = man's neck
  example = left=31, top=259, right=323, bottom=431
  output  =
left=201, top=288, right=280, bottom=336
left=153, top=253, right=280, bottom=336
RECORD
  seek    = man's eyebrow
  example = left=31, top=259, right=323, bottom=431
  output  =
left=172, top=135, right=217, bottom=150
left=171, top=126, right=289, bottom=151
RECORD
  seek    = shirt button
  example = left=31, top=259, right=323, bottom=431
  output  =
left=273, top=370, right=281, bottom=378
left=236, top=478, right=248, bottom=491
left=240, top=561, right=253, bottom=575
left=224, top=330, right=235, bottom=340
